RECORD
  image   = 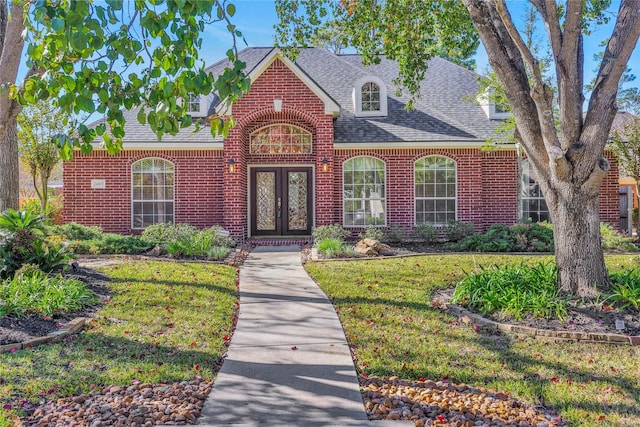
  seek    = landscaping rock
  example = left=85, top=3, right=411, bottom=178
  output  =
left=355, top=238, right=394, bottom=256
left=361, top=376, right=565, bottom=426
left=23, top=380, right=211, bottom=426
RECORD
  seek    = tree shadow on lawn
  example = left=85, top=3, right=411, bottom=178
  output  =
left=105, top=276, right=238, bottom=297
left=0, top=332, right=226, bottom=410
left=329, top=294, right=640, bottom=422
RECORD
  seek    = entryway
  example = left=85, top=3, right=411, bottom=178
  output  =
left=250, top=167, right=313, bottom=236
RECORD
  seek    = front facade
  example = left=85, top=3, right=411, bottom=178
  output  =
left=63, top=48, right=619, bottom=239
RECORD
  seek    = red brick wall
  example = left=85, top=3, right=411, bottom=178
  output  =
left=63, top=150, right=223, bottom=233
left=222, top=58, right=335, bottom=238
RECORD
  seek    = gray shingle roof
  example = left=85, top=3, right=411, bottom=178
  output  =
left=112, top=47, right=498, bottom=145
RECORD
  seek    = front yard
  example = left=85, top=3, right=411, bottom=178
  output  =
left=306, top=254, right=640, bottom=426
left=0, top=261, right=238, bottom=426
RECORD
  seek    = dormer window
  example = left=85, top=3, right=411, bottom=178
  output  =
left=478, top=91, right=511, bottom=120
left=184, top=94, right=207, bottom=117
left=353, top=76, right=387, bottom=117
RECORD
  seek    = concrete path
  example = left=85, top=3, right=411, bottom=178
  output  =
left=198, top=246, right=407, bottom=426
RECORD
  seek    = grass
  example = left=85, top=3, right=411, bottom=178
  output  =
left=0, top=268, right=97, bottom=317
left=0, top=261, right=238, bottom=425
left=305, top=254, right=640, bottom=427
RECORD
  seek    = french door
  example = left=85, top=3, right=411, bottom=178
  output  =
left=250, top=167, right=313, bottom=236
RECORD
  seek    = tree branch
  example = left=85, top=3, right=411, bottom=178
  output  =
left=0, top=2, right=26, bottom=129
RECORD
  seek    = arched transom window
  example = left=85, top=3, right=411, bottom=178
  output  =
left=415, top=156, right=457, bottom=225
left=361, top=82, right=380, bottom=112
left=250, top=124, right=312, bottom=154
left=131, top=158, right=174, bottom=228
left=343, top=156, right=386, bottom=226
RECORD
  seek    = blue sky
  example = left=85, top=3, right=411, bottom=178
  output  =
left=202, top=0, right=639, bottom=93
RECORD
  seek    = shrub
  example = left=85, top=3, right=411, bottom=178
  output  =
left=382, top=225, right=406, bottom=244
left=358, top=225, right=384, bottom=241
left=452, top=222, right=553, bottom=252
left=47, top=222, right=103, bottom=241
left=316, top=238, right=354, bottom=258
left=445, top=220, right=474, bottom=242
left=141, top=223, right=198, bottom=246
left=94, top=234, right=154, bottom=254
left=313, top=224, right=350, bottom=242
left=452, top=262, right=567, bottom=320
left=608, top=269, right=640, bottom=310
left=21, top=194, right=64, bottom=224
left=0, top=266, right=97, bottom=317
left=414, top=223, right=438, bottom=243
left=600, top=222, right=636, bottom=252
left=207, top=246, right=230, bottom=261
left=142, top=224, right=235, bottom=252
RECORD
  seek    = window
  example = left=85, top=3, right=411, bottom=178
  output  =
left=250, top=124, right=312, bottom=154
left=132, top=158, right=174, bottom=228
left=415, top=156, right=457, bottom=224
left=520, top=159, right=551, bottom=222
left=353, top=76, right=387, bottom=117
left=361, top=82, right=380, bottom=112
left=343, top=156, right=386, bottom=226
left=186, top=95, right=201, bottom=113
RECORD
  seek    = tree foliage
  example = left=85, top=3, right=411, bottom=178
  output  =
left=17, top=101, right=68, bottom=214
left=276, top=0, right=640, bottom=297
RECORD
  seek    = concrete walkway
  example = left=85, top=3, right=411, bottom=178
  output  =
left=198, top=246, right=407, bottom=426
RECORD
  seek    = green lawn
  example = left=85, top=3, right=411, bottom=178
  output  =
left=306, top=254, right=640, bottom=427
left=0, top=261, right=238, bottom=426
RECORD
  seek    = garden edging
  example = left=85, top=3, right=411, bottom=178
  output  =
left=0, top=317, right=87, bottom=353
left=444, top=303, right=640, bottom=345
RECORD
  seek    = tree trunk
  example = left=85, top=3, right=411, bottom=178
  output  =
left=0, top=118, right=19, bottom=212
left=550, top=189, right=607, bottom=298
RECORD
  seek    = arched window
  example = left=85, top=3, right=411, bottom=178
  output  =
left=520, top=159, right=551, bottom=222
left=131, top=158, right=175, bottom=228
left=361, top=82, right=380, bottom=112
left=343, top=156, right=386, bottom=226
left=353, top=76, right=387, bottom=117
left=250, top=124, right=312, bottom=154
left=415, top=156, right=456, bottom=224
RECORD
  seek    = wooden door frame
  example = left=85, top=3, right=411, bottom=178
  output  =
left=249, top=166, right=314, bottom=237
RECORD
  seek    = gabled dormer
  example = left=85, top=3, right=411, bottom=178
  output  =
left=352, top=76, right=387, bottom=117
left=478, top=91, right=511, bottom=120
left=185, top=94, right=209, bottom=117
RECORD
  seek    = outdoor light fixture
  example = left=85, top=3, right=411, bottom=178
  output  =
left=228, top=158, right=236, bottom=174
left=273, top=99, right=283, bottom=112
left=322, top=157, right=330, bottom=172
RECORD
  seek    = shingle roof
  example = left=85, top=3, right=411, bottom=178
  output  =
left=112, top=47, right=498, bottom=145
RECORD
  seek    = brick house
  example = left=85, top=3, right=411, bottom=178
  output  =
left=63, top=47, right=619, bottom=240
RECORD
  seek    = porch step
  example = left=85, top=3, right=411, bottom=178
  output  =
left=246, top=237, right=313, bottom=247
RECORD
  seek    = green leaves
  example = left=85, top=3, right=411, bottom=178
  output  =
left=13, top=0, right=250, bottom=160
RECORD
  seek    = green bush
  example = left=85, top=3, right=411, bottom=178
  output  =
left=608, top=269, right=640, bottom=310
left=0, top=266, right=97, bottom=317
left=21, top=194, right=64, bottom=223
left=358, top=225, right=384, bottom=241
left=47, top=222, right=103, bottom=241
left=382, top=225, right=406, bottom=244
left=414, top=223, right=438, bottom=243
left=94, top=234, right=154, bottom=254
left=142, top=224, right=235, bottom=252
left=452, top=262, right=567, bottom=320
left=141, top=223, right=198, bottom=246
left=600, top=222, right=636, bottom=252
left=207, top=246, right=230, bottom=261
left=0, top=209, right=72, bottom=278
left=313, top=224, right=350, bottom=242
left=452, top=222, right=554, bottom=252
left=316, top=238, right=354, bottom=258
left=445, top=220, right=475, bottom=242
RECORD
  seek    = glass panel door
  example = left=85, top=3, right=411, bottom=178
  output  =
left=286, top=171, right=308, bottom=232
left=256, top=171, right=276, bottom=231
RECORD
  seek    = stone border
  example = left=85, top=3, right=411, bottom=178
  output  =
left=0, top=317, right=87, bottom=353
left=444, top=303, right=640, bottom=345
left=309, top=250, right=555, bottom=262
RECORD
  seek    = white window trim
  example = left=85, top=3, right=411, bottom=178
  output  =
left=342, top=156, right=387, bottom=228
left=414, top=155, right=458, bottom=226
left=519, top=158, right=551, bottom=223
left=352, top=76, right=388, bottom=117
left=131, top=157, right=175, bottom=230
left=478, top=91, right=511, bottom=120
left=184, top=94, right=208, bottom=117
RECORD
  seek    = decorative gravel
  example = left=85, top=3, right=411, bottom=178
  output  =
left=23, top=380, right=211, bottom=426
left=361, top=376, right=565, bottom=427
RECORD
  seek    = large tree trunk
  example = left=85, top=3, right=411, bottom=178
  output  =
left=549, top=188, right=607, bottom=298
left=0, top=118, right=19, bottom=212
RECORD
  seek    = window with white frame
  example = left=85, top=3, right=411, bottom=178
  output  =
left=132, top=158, right=174, bottom=228
left=343, top=156, right=386, bottom=226
left=186, top=95, right=201, bottom=113
left=415, top=156, right=457, bottom=224
left=520, top=159, right=551, bottom=222
left=353, top=76, right=387, bottom=117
